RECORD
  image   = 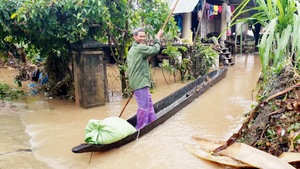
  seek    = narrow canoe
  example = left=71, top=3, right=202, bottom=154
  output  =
left=72, top=68, right=228, bottom=153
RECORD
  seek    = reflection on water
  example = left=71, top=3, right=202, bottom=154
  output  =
left=0, top=53, right=261, bottom=169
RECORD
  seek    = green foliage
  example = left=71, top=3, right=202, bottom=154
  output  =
left=162, top=44, right=182, bottom=60
left=0, top=0, right=179, bottom=96
left=136, top=0, right=177, bottom=40
left=193, top=40, right=218, bottom=77
left=287, top=122, right=300, bottom=132
left=162, top=43, right=189, bottom=81
left=161, top=59, right=176, bottom=77
left=0, top=82, right=25, bottom=100
left=25, top=45, right=41, bottom=64
left=233, top=0, right=300, bottom=80
left=161, top=40, right=217, bottom=81
left=14, top=79, right=22, bottom=87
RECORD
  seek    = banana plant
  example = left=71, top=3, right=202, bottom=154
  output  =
left=233, top=0, right=300, bottom=80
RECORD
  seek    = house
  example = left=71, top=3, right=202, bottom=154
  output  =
left=168, top=0, right=257, bottom=48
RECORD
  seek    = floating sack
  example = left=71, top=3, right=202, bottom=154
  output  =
left=84, top=117, right=137, bottom=145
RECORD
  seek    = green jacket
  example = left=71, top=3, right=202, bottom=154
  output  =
left=127, top=39, right=161, bottom=90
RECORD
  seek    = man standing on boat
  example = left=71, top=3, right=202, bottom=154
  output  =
left=127, top=28, right=164, bottom=130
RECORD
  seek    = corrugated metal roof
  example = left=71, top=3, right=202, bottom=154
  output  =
left=169, top=0, right=199, bottom=14
left=167, top=0, right=256, bottom=17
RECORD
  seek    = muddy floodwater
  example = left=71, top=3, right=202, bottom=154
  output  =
left=0, top=53, right=261, bottom=169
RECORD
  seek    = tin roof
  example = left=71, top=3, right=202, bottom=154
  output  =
left=169, top=0, right=256, bottom=18
left=170, top=0, right=199, bottom=14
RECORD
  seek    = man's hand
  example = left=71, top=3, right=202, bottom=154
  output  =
left=156, top=29, right=164, bottom=40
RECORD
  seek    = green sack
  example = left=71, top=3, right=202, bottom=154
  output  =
left=84, top=117, right=137, bottom=145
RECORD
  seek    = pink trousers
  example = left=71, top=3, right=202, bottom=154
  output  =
left=134, top=87, right=156, bottom=130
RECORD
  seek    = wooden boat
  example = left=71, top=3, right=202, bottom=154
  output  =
left=72, top=68, right=228, bottom=153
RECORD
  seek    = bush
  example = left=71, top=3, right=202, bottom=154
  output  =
left=0, top=82, right=24, bottom=100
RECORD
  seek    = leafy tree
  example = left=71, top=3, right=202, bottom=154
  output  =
left=0, top=1, right=23, bottom=61
left=0, top=0, right=178, bottom=97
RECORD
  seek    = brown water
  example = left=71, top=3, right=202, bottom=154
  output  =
left=0, top=67, right=19, bottom=87
left=0, top=53, right=261, bottom=169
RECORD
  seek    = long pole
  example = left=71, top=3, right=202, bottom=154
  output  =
left=161, top=0, right=179, bottom=30
left=119, top=92, right=134, bottom=118
left=119, top=0, right=179, bottom=118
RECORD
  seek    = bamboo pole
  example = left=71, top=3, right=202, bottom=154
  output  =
left=161, top=0, right=179, bottom=30
left=118, top=92, right=134, bottom=118
left=119, top=0, right=179, bottom=118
